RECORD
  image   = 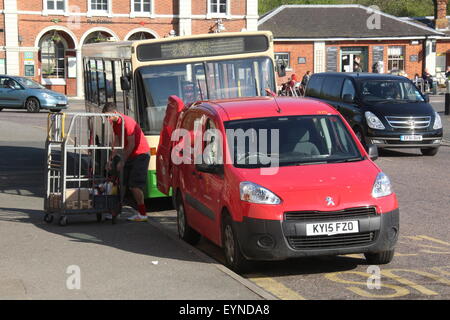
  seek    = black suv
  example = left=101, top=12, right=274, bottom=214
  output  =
left=304, top=73, right=443, bottom=156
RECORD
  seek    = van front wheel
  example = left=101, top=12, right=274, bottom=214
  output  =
left=364, top=249, right=395, bottom=265
left=222, top=215, right=250, bottom=273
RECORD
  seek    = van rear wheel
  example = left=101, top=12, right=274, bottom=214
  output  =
left=176, top=194, right=201, bottom=245
left=222, top=215, right=250, bottom=273
left=364, top=249, right=395, bottom=265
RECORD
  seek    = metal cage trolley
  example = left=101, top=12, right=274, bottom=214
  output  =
left=44, top=112, right=124, bottom=226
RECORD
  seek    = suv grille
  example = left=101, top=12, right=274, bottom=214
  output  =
left=385, top=116, right=431, bottom=130
left=284, top=207, right=376, bottom=221
left=287, top=232, right=377, bottom=250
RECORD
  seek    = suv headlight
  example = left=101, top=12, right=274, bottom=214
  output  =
left=433, top=112, right=442, bottom=130
left=365, top=111, right=385, bottom=130
left=372, top=172, right=393, bottom=198
left=240, top=182, right=281, bottom=205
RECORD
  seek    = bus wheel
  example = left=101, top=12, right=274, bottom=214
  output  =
left=176, top=193, right=200, bottom=245
left=222, top=214, right=250, bottom=274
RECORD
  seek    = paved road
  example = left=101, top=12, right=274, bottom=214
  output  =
left=0, top=97, right=449, bottom=300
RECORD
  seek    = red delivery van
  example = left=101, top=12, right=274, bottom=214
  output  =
left=157, top=96, right=399, bottom=273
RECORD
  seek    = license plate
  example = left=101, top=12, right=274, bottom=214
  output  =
left=400, top=135, right=423, bottom=141
left=306, top=220, right=359, bottom=236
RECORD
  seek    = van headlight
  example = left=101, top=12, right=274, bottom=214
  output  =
left=433, top=112, right=442, bottom=130
left=365, top=111, right=385, bottom=130
left=372, top=172, right=393, bottom=198
left=240, top=182, right=281, bottom=205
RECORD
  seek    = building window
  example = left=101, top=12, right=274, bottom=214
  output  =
left=210, top=0, right=227, bottom=14
left=275, top=52, right=290, bottom=69
left=47, top=0, right=64, bottom=10
left=41, top=35, right=65, bottom=79
left=134, top=0, right=151, bottom=13
left=91, top=0, right=108, bottom=11
left=388, top=46, right=405, bottom=72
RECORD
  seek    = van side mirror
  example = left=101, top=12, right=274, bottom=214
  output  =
left=367, top=144, right=378, bottom=161
left=423, top=94, right=430, bottom=103
left=120, top=76, right=131, bottom=91
left=195, top=163, right=224, bottom=175
left=343, top=94, right=354, bottom=104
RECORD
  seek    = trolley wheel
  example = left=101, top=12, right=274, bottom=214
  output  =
left=96, top=213, right=102, bottom=223
left=44, top=214, right=53, bottom=224
left=59, top=216, right=68, bottom=226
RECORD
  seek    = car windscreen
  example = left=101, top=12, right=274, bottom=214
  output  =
left=224, top=115, right=363, bottom=168
left=15, top=77, right=45, bottom=89
left=358, top=79, right=425, bottom=103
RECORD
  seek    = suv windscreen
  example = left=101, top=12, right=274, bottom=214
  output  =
left=358, top=80, right=424, bottom=103
left=224, top=115, right=363, bottom=168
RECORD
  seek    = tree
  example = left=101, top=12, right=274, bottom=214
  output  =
left=259, top=0, right=439, bottom=17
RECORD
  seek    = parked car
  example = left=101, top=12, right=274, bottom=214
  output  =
left=156, top=96, right=399, bottom=272
left=304, top=73, right=443, bottom=156
left=0, top=75, right=68, bottom=113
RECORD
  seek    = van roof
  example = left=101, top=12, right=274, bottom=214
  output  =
left=312, top=72, right=408, bottom=81
left=204, top=97, right=339, bottom=122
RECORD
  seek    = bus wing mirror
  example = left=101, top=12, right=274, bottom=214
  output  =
left=120, top=76, right=131, bottom=91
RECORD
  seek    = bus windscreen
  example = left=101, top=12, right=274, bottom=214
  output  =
left=136, top=35, right=269, bottom=61
left=136, top=57, right=275, bottom=135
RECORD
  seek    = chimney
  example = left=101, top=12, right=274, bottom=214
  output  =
left=434, top=0, right=449, bottom=30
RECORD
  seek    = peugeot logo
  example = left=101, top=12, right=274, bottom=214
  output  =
left=326, top=196, right=335, bottom=206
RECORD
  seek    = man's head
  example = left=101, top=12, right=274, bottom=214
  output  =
left=102, top=102, right=120, bottom=122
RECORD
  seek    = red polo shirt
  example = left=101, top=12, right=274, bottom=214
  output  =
left=113, top=113, right=150, bottom=160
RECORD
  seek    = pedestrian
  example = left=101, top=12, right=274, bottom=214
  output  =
left=422, top=69, right=433, bottom=92
left=446, top=66, right=450, bottom=79
left=103, top=102, right=151, bottom=222
left=300, top=71, right=311, bottom=95
left=353, top=56, right=363, bottom=72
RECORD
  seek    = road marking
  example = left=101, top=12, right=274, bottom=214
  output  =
left=325, top=271, right=409, bottom=298
left=247, top=274, right=306, bottom=300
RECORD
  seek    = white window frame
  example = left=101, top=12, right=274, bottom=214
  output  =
left=207, top=0, right=231, bottom=19
left=43, top=0, right=68, bottom=16
left=275, top=52, right=291, bottom=71
left=87, top=0, right=113, bottom=17
left=130, top=0, right=154, bottom=18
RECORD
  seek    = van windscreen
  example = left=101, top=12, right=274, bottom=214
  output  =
left=224, top=115, right=363, bottom=168
left=358, top=80, right=425, bottom=103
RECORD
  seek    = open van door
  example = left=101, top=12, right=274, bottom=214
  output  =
left=156, top=95, right=185, bottom=195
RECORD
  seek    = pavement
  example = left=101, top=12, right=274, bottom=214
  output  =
left=0, top=103, right=275, bottom=300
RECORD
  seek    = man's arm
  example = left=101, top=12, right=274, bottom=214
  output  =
left=122, top=134, right=135, bottom=163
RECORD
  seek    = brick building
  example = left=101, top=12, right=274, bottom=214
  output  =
left=0, top=0, right=258, bottom=97
left=258, top=4, right=445, bottom=85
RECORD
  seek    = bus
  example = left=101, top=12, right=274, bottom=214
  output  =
left=82, top=31, right=277, bottom=199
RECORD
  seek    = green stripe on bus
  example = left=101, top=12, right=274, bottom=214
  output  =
left=145, top=170, right=171, bottom=198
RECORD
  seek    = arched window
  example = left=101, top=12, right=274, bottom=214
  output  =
left=40, top=34, right=65, bottom=78
left=128, top=32, right=155, bottom=41
left=84, top=31, right=113, bottom=44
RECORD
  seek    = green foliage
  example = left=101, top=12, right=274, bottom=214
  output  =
left=259, top=0, right=441, bottom=17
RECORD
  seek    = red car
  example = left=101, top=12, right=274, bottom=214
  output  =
left=157, top=96, right=399, bottom=272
